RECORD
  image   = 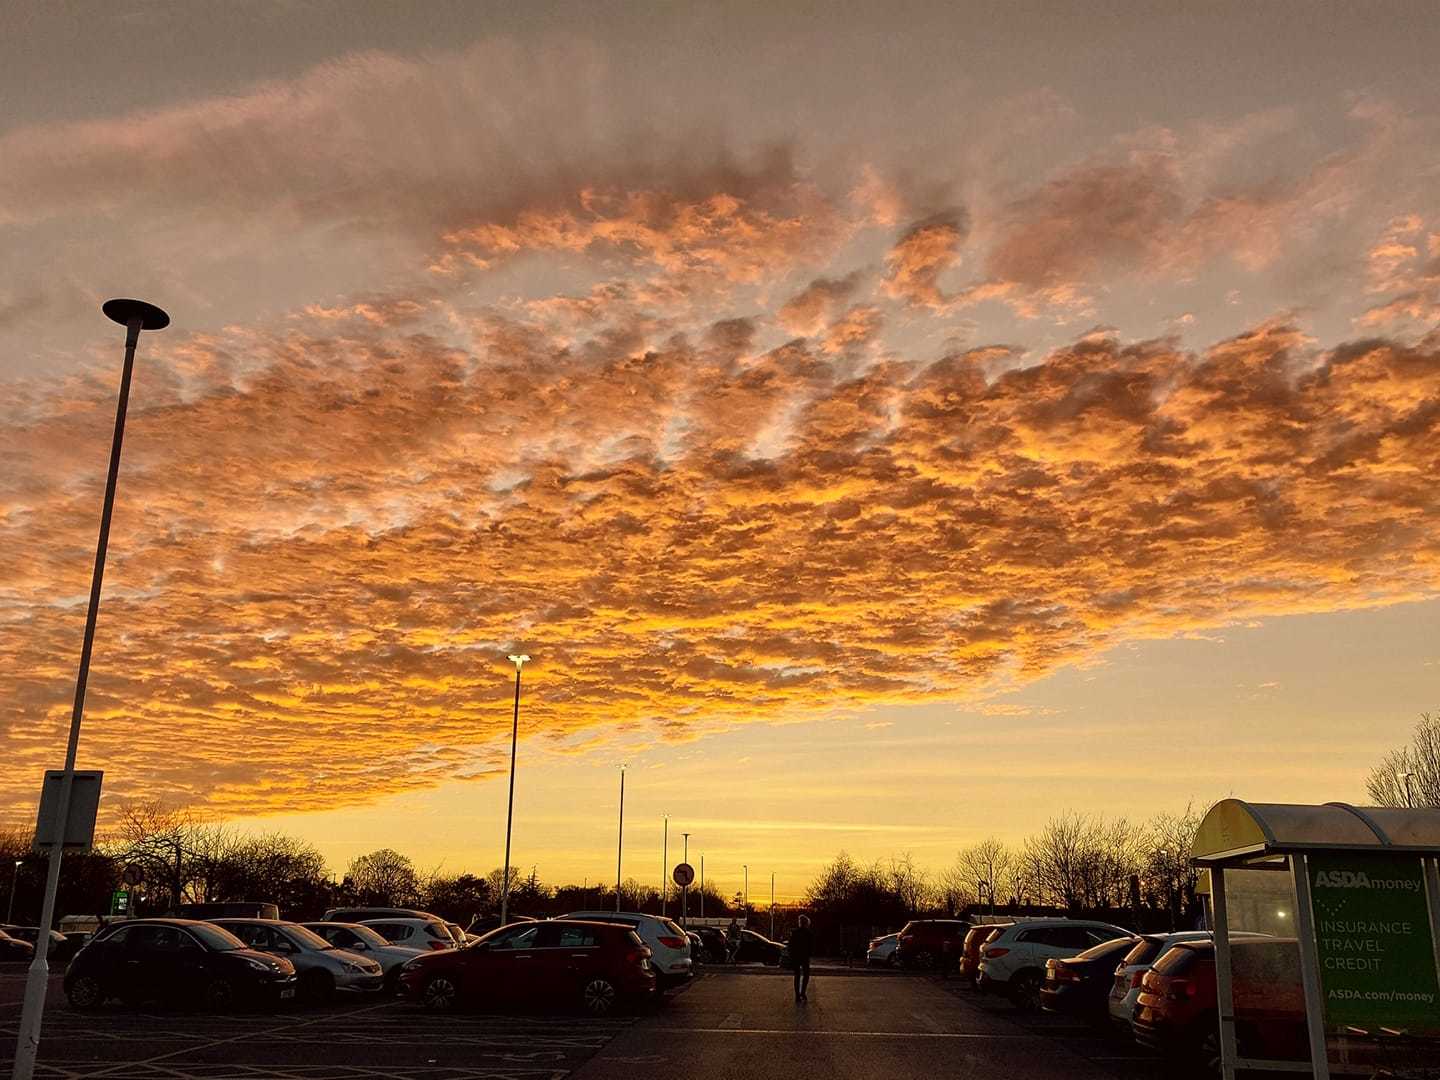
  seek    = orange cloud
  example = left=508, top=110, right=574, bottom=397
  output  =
left=3, top=306, right=1438, bottom=821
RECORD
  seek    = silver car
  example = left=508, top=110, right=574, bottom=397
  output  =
left=300, top=921, right=424, bottom=994
left=213, top=919, right=383, bottom=1002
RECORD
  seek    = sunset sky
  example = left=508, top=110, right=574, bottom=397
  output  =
left=3, top=2, right=1439, bottom=901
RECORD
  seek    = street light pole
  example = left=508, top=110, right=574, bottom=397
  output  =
left=700, top=854, right=705, bottom=919
left=743, top=864, right=748, bottom=924
left=13, top=299, right=168, bottom=1080
left=498, top=653, right=529, bottom=928
left=770, top=872, right=776, bottom=939
left=6, top=860, right=19, bottom=924
left=1404, top=772, right=1416, bottom=808
left=615, top=765, right=625, bottom=912
left=660, top=816, right=668, bottom=918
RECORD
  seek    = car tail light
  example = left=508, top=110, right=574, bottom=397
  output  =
left=658, top=936, right=686, bottom=948
left=1129, top=970, right=1146, bottom=989
left=984, top=946, right=1009, bottom=959
left=427, top=940, right=448, bottom=951
left=1165, top=978, right=1194, bottom=1001
left=1050, top=962, right=1080, bottom=983
left=900, top=934, right=914, bottom=943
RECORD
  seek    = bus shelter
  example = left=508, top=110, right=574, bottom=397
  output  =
left=1191, top=800, right=1440, bottom=1079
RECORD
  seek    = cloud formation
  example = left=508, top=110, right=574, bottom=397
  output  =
left=3, top=41, right=1439, bottom=822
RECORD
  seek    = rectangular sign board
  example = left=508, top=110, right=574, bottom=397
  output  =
left=1308, top=851, right=1440, bottom=1034
left=109, top=890, right=130, bottom=917
left=33, top=770, right=103, bottom=850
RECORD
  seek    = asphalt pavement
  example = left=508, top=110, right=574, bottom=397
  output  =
left=0, top=961, right=1168, bottom=1080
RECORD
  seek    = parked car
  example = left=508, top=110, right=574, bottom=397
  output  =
left=465, top=914, right=536, bottom=937
left=691, top=926, right=728, bottom=962
left=444, top=921, right=469, bottom=946
left=738, top=929, right=786, bottom=966
left=300, top=921, right=425, bottom=993
left=557, top=911, right=693, bottom=987
left=1132, top=938, right=1307, bottom=1072
left=1038, top=934, right=1138, bottom=1021
left=62, top=918, right=296, bottom=1010
left=0, top=925, right=76, bottom=961
left=212, top=918, right=383, bottom=1002
left=173, top=902, right=279, bottom=921
left=0, top=929, right=35, bottom=961
left=360, top=917, right=458, bottom=951
left=1107, top=931, right=1267, bottom=1033
left=686, top=931, right=706, bottom=962
left=895, top=919, right=970, bottom=970
left=866, top=932, right=899, bottom=967
left=398, top=918, right=655, bottom=1016
left=323, top=906, right=445, bottom=924
left=961, top=924, right=1010, bottom=984
left=977, top=919, right=1131, bottom=1010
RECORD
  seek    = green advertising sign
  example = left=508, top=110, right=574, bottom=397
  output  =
left=1308, top=852, right=1440, bottom=1034
left=109, top=889, right=130, bottom=917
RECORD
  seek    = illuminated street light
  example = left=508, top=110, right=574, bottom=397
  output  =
left=498, top=653, right=529, bottom=927
left=13, top=299, right=169, bottom=1080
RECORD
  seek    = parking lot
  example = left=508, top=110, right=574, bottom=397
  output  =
left=1, top=961, right=1178, bottom=1080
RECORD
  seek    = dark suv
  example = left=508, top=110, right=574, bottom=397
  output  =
left=64, top=919, right=297, bottom=1011
left=894, top=919, right=970, bottom=970
left=399, top=918, right=655, bottom=1016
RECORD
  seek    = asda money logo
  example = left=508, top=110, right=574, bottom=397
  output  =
left=1314, top=870, right=1421, bottom=891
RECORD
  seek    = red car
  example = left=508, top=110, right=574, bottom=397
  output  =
left=1132, top=938, right=1308, bottom=1072
left=399, top=919, right=655, bottom=1016
left=960, top=924, right=1009, bottom=984
left=894, top=919, right=970, bottom=970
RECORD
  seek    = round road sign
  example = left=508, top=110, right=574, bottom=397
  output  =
left=672, top=862, right=695, bottom=887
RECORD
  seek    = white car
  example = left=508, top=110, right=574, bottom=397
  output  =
left=977, top=918, right=1131, bottom=1010
left=361, top=917, right=457, bottom=951
left=866, top=933, right=899, bottom=966
left=212, top=919, right=383, bottom=1001
left=1107, top=931, right=1268, bottom=1032
left=558, top=911, right=692, bottom=988
left=301, top=921, right=425, bottom=993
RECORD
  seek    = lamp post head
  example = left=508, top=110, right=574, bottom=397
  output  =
left=102, top=298, right=170, bottom=331
left=508, top=653, right=530, bottom=670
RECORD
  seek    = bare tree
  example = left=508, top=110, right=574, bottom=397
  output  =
left=887, top=853, right=932, bottom=916
left=954, top=837, right=1015, bottom=909
left=1367, top=713, right=1440, bottom=808
left=345, top=849, right=419, bottom=906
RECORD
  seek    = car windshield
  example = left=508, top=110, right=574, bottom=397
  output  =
left=189, top=924, right=245, bottom=951
left=1123, top=938, right=1164, bottom=967
left=345, top=924, right=390, bottom=948
left=282, top=925, right=335, bottom=951
left=1075, top=936, right=1135, bottom=962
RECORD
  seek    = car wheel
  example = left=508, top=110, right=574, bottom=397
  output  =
left=1009, top=971, right=1042, bottom=1012
left=66, top=975, right=105, bottom=1011
left=581, top=976, right=618, bottom=1017
left=300, top=970, right=334, bottom=1005
left=914, top=950, right=935, bottom=971
left=421, top=974, right=459, bottom=1012
left=203, top=978, right=237, bottom=1012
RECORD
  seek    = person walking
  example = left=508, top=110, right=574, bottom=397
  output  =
left=725, top=918, right=741, bottom=965
left=788, top=915, right=814, bottom=1002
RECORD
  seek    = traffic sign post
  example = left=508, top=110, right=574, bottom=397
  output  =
left=673, top=862, right=695, bottom=928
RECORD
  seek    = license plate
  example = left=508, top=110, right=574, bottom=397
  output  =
left=280, top=988, right=296, bottom=999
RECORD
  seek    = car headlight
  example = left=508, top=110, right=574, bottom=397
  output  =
left=401, top=957, right=425, bottom=971
left=243, top=958, right=272, bottom=972
left=342, top=961, right=368, bottom=974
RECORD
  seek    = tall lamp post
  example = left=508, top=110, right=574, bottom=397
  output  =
left=6, top=860, right=19, bottom=924
left=498, top=653, right=529, bottom=927
left=1404, top=772, right=1417, bottom=808
left=615, top=764, right=626, bottom=911
left=743, top=864, right=749, bottom=923
left=660, top=815, right=668, bottom=917
left=770, top=872, right=776, bottom=939
left=699, top=854, right=705, bottom=919
left=13, top=299, right=169, bottom=1080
